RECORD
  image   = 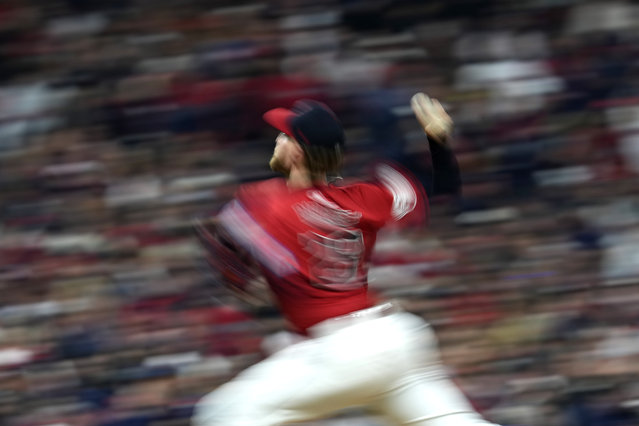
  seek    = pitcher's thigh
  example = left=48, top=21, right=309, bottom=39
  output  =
left=379, top=369, right=499, bottom=426
left=192, top=339, right=376, bottom=426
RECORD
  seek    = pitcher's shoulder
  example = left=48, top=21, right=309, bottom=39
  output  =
left=238, top=177, right=288, bottom=198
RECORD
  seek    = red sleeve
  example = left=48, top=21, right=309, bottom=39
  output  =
left=236, top=178, right=287, bottom=206
left=337, top=162, right=429, bottom=229
left=343, top=182, right=394, bottom=227
left=192, top=216, right=259, bottom=296
left=371, top=162, right=429, bottom=229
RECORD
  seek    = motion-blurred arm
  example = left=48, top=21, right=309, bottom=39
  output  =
left=411, top=93, right=461, bottom=198
left=192, top=216, right=273, bottom=309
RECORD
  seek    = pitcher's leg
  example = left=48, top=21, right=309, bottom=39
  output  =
left=380, top=368, right=499, bottom=425
left=192, top=334, right=388, bottom=426
left=192, top=340, right=337, bottom=426
left=377, top=314, right=500, bottom=426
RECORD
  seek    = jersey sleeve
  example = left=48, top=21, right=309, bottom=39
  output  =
left=348, top=162, right=428, bottom=228
left=192, top=215, right=259, bottom=294
left=217, top=199, right=300, bottom=277
left=373, top=162, right=429, bottom=228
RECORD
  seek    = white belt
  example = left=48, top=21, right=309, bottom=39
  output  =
left=309, top=301, right=402, bottom=336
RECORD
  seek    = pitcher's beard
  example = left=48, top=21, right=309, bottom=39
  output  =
left=269, top=156, right=290, bottom=177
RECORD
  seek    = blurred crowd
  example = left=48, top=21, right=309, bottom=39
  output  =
left=2, top=0, right=639, bottom=425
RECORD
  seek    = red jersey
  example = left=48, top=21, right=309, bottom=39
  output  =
left=217, top=163, right=427, bottom=333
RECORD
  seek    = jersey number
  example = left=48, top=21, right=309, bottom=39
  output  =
left=299, top=229, right=365, bottom=291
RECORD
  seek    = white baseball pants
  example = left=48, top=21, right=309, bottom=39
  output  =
left=193, top=308, right=499, bottom=426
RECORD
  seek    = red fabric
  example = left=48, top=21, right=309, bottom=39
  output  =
left=216, top=163, right=429, bottom=333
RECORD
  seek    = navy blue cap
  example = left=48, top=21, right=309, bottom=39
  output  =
left=263, top=99, right=345, bottom=148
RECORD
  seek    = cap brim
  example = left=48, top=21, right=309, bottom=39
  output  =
left=263, top=108, right=297, bottom=136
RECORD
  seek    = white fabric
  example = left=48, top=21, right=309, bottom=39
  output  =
left=193, top=311, right=499, bottom=425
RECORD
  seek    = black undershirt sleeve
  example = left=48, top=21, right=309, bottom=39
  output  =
left=427, top=136, right=461, bottom=198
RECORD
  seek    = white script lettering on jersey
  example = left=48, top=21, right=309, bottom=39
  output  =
left=375, top=164, right=417, bottom=220
left=293, top=190, right=362, bottom=230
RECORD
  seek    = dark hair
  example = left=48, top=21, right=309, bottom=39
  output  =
left=301, top=144, right=344, bottom=180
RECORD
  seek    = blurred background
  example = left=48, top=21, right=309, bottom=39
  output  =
left=2, top=0, right=639, bottom=425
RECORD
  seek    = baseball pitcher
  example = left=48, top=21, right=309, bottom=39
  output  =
left=192, top=94, right=500, bottom=426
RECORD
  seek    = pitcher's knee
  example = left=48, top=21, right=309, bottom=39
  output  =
left=193, top=386, right=274, bottom=426
left=410, top=412, right=500, bottom=426
left=192, top=391, right=238, bottom=426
